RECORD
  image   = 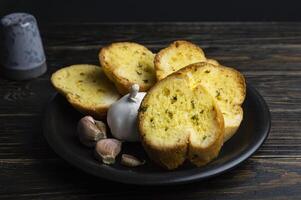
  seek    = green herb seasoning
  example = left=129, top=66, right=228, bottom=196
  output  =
left=191, top=100, right=195, bottom=109
left=171, top=95, right=177, bottom=104
left=191, top=114, right=198, bottom=121
left=191, top=114, right=199, bottom=125
left=165, top=109, right=173, bottom=119
left=216, top=90, right=221, bottom=98
left=139, top=106, right=148, bottom=112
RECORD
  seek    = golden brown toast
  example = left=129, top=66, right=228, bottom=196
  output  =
left=99, top=42, right=156, bottom=95
left=138, top=71, right=224, bottom=170
left=178, top=62, right=246, bottom=141
left=155, top=40, right=219, bottom=80
left=51, top=64, right=120, bottom=119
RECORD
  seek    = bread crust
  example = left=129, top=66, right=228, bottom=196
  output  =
left=99, top=42, right=155, bottom=95
left=224, top=106, right=243, bottom=141
left=51, top=64, right=120, bottom=120
left=206, top=58, right=220, bottom=66
left=140, top=137, right=189, bottom=170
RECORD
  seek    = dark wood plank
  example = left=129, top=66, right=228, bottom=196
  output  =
left=0, top=158, right=300, bottom=199
left=40, top=22, right=301, bottom=47
left=0, top=22, right=300, bottom=199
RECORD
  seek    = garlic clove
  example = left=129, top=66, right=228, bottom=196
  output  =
left=94, top=120, right=107, bottom=135
left=94, top=139, right=122, bottom=165
left=77, top=116, right=107, bottom=147
left=121, top=154, right=145, bottom=167
left=85, top=116, right=95, bottom=123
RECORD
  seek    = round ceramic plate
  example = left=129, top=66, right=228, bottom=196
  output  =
left=43, top=84, right=270, bottom=185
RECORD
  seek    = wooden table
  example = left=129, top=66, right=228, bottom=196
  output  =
left=0, top=22, right=300, bottom=199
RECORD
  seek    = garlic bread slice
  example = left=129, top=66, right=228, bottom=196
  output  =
left=139, top=72, right=224, bottom=170
left=99, top=42, right=156, bottom=95
left=178, top=62, right=246, bottom=142
left=155, top=40, right=211, bottom=80
left=51, top=64, right=120, bottom=119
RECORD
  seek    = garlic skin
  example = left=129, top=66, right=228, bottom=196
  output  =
left=107, top=84, right=146, bottom=142
left=94, top=139, right=122, bottom=164
left=77, top=116, right=107, bottom=147
left=121, top=154, right=145, bottom=167
left=94, top=120, right=107, bottom=134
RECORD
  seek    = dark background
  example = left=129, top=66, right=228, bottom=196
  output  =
left=1, top=0, right=301, bottom=24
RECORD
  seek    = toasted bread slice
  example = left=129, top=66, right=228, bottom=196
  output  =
left=99, top=42, right=156, bottom=95
left=51, top=64, right=120, bottom=119
left=155, top=40, right=220, bottom=80
left=139, top=72, right=224, bottom=170
left=178, top=62, right=246, bottom=141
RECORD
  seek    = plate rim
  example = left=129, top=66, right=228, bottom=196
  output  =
left=43, top=83, right=271, bottom=185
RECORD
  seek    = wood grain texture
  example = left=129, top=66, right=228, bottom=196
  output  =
left=0, top=22, right=300, bottom=199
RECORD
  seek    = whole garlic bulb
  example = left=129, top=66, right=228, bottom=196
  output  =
left=107, top=84, right=146, bottom=142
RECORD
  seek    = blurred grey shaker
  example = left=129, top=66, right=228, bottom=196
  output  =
left=0, top=13, right=47, bottom=80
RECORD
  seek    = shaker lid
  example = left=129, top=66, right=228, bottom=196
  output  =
left=1, top=13, right=36, bottom=27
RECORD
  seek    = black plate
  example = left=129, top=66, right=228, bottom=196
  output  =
left=43, top=84, right=270, bottom=185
